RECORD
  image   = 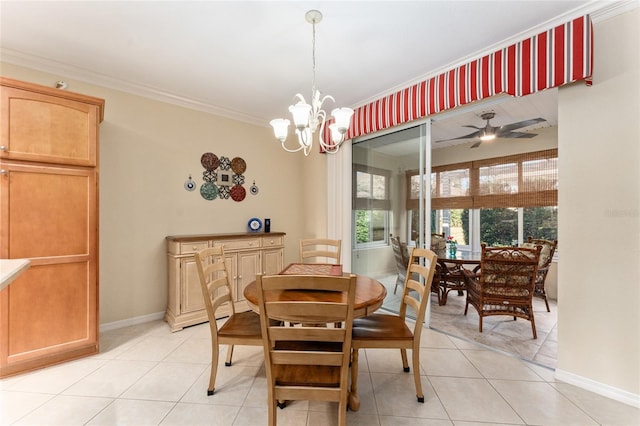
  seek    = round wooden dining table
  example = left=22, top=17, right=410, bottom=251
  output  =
left=243, top=264, right=387, bottom=319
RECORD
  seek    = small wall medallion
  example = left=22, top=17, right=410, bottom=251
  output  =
left=184, top=175, right=196, bottom=192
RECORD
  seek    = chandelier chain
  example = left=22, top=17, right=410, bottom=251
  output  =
left=311, top=17, right=317, bottom=94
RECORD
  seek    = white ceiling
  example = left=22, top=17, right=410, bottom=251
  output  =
left=1, top=1, right=605, bottom=146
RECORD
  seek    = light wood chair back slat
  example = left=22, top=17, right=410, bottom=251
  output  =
left=256, top=273, right=356, bottom=426
left=299, top=238, right=342, bottom=264
left=194, top=246, right=263, bottom=397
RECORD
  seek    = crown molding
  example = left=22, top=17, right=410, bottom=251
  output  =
left=0, top=48, right=265, bottom=126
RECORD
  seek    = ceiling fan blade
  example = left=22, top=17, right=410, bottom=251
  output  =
left=462, top=125, right=482, bottom=130
left=434, top=129, right=481, bottom=143
left=470, top=141, right=482, bottom=148
left=496, top=117, right=546, bottom=133
left=497, top=131, right=538, bottom=139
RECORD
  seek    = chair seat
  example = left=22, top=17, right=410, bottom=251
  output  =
left=353, top=314, right=413, bottom=341
left=218, top=310, right=262, bottom=338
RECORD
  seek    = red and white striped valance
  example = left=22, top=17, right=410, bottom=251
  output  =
left=323, top=14, right=592, bottom=145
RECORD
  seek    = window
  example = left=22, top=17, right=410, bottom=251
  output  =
left=410, top=149, right=558, bottom=251
left=353, top=165, right=391, bottom=246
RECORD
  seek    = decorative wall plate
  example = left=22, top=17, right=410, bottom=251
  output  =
left=230, top=185, right=246, bottom=202
left=200, top=152, right=219, bottom=170
left=231, top=157, right=247, bottom=174
left=248, top=217, right=262, bottom=232
left=200, top=182, right=218, bottom=200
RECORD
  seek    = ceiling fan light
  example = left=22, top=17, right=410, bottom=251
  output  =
left=480, top=133, right=496, bottom=141
left=270, top=118, right=290, bottom=142
left=289, top=101, right=312, bottom=130
left=331, top=107, right=354, bottom=134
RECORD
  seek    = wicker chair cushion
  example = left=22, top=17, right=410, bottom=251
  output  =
left=484, top=286, right=530, bottom=297
left=431, top=234, right=446, bottom=257
left=521, top=242, right=552, bottom=267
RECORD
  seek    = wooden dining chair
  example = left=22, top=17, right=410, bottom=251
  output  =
left=462, top=243, right=542, bottom=339
left=255, top=273, right=357, bottom=426
left=194, top=246, right=263, bottom=396
left=299, top=238, right=341, bottom=264
left=350, top=247, right=437, bottom=405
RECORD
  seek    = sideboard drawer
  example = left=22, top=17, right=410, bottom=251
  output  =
left=262, top=236, right=284, bottom=247
left=216, top=238, right=261, bottom=251
left=180, top=241, right=210, bottom=254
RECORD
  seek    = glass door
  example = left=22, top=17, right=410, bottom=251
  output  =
left=350, top=123, right=430, bottom=316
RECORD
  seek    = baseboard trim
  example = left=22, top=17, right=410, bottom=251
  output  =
left=555, top=368, right=640, bottom=408
left=100, top=311, right=165, bottom=333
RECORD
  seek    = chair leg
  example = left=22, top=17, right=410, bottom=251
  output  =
left=350, top=348, right=360, bottom=404
left=268, top=397, right=277, bottom=426
left=412, top=344, right=424, bottom=403
left=393, top=275, right=403, bottom=295
left=225, top=344, right=234, bottom=366
left=478, top=316, right=483, bottom=333
left=208, top=341, right=219, bottom=396
left=530, top=311, right=538, bottom=339
left=544, top=295, right=550, bottom=312
left=400, top=348, right=409, bottom=372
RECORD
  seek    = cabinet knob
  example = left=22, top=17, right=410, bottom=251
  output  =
left=0, top=169, right=7, bottom=176
left=248, top=242, right=253, bottom=246
left=192, top=246, right=198, bottom=250
left=0, top=146, right=6, bottom=151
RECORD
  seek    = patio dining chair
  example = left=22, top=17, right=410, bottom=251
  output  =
left=463, top=243, right=542, bottom=339
left=521, top=237, right=558, bottom=312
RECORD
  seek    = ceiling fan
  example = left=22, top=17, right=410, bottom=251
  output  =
left=437, top=112, right=547, bottom=148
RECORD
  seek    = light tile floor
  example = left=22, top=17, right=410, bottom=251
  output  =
left=2, top=319, right=639, bottom=425
left=378, top=274, right=558, bottom=369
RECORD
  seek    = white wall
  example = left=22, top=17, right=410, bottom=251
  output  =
left=1, top=63, right=315, bottom=325
left=556, top=8, right=640, bottom=401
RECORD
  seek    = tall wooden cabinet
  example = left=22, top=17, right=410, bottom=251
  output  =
left=0, top=77, right=104, bottom=378
left=166, top=232, right=285, bottom=331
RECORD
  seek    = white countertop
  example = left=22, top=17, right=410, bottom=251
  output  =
left=0, top=259, right=31, bottom=291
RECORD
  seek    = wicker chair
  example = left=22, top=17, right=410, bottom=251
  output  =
left=521, top=237, right=558, bottom=312
left=390, top=236, right=410, bottom=295
left=430, top=232, right=446, bottom=258
left=463, top=243, right=542, bottom=339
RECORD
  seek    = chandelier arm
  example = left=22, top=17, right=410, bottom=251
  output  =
left=279, top=141, right=305, bottom=154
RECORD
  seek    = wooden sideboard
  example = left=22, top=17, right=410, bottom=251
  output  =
left=165, top=232, right=285, bottom=331
left=0, top=77, right=104, bottom=378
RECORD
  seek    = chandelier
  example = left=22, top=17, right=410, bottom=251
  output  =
left=269, top=10, right=354, bottom=156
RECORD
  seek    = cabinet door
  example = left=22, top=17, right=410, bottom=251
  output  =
left=0, top=86, right=99, bottom=166
left=263, top=248, right=284, bottom=276
left=180, top=256, right=205, bottom=315
left=236, top=251, right=261, bottom=303
left=0, top=161, right=97, bottom=375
